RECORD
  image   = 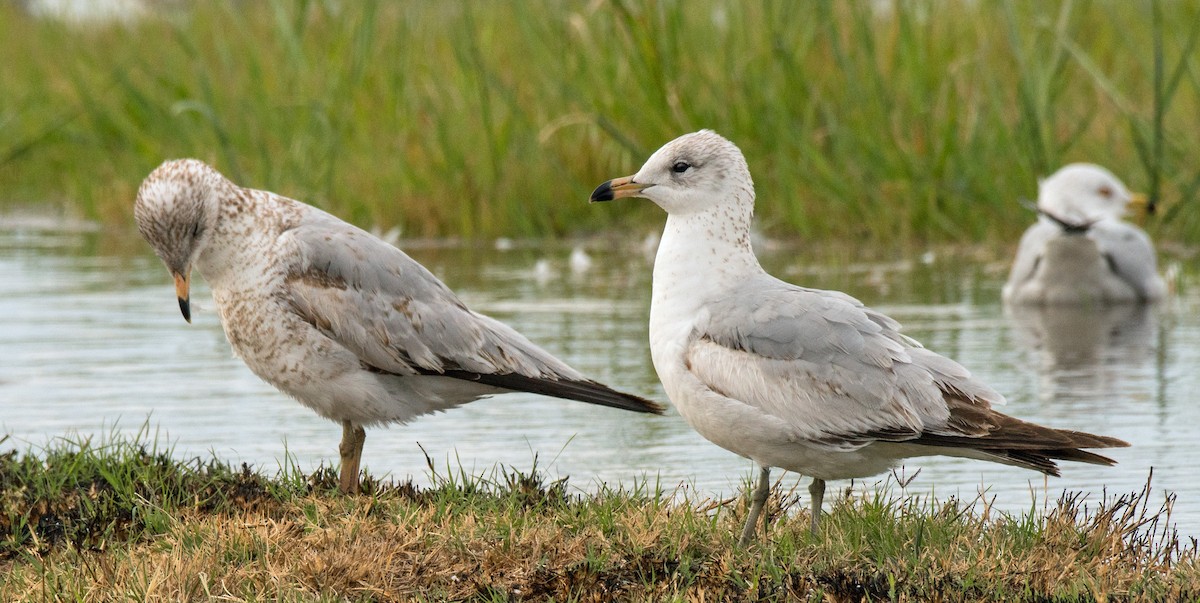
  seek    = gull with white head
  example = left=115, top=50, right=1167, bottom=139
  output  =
left=1003, top=163, right=1166, bottom=305
left=135, top=159, right=663, bottom=493
left=590, top=131, right=1128, bottom=544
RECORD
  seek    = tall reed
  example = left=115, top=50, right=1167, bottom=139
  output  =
left=0, top=0, right=1196, bottom=245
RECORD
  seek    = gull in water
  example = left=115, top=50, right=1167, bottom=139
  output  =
left=135, top=159, right=664, bottom=493
left=1003, top=164, right=1166, bottom=305
left=590, top=131, right=1128, bottom=543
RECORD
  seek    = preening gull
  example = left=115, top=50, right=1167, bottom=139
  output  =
left=590, top=131, right=1128, bottom=543
left=1003, top=164, right=1166, bottom=305
left=135, top=159, right=664, bottom=493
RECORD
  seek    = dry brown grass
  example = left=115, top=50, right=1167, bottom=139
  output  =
left=3, top=463, right=1198, bottom=602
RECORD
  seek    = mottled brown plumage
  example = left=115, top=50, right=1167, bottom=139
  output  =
left=136, top=159, right=663, bottom=494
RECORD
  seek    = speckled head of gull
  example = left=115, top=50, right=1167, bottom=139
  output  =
left=135, top=159, right=664, bottom=494
left=1003, top=163, right=1166, bottom=305
left=590, top=130, right=1129, bottom=544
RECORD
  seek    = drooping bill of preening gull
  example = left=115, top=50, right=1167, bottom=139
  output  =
left=589, top=130, right=1128, bottom=544
left=1003, top=163, right=1166, bottom=305
left=135, top=159, right=664, bottom=493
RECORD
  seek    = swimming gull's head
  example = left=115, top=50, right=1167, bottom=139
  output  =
left=1037, top=163, right=1136, bottom=226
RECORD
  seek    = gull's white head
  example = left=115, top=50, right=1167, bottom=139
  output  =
left=134, top=159, right=231, bottom=323
left=589, top=130, right=754, bottom=216
left=1037, top=163, right=1134, bottom=225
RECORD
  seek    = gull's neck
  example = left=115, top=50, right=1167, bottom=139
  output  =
left=651, top=201, right=762, bottom=318
left=194, top=189, right=294, bottom=291
left=647, top=200, right=760, bottom=378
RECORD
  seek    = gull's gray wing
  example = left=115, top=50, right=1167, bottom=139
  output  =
left=1089, top=220, right=1166, bottom=301
left=1003, top=221, right=1057, bottom=301
left=685, top=277, right=1005, bottom=450
left=277, top=209, right=662, bottom=414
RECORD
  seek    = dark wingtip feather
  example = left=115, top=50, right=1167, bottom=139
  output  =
left=915, top=396, right=1129, bottom=475
left=1044, top=447, right=1120, bottom=467
left=441, top=370, right=666, bottom=414
left=988, top=445, right=1121, bottom=477
left=1053, top=430, right=1130, bottom=449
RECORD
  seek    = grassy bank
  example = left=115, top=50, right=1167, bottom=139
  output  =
left=1, top=1, right=1199, bottom=245
left=1, top=431, right=1196, bottom=601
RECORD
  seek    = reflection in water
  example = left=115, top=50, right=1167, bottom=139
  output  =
left=1003, top=302, right=1166, bottom=428
left=2, top=222, right=1199, bottom=535
left=1007, top=303, right=1157, bottom=372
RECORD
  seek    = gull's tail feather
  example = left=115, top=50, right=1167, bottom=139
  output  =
left=977, top=447, right=1120, bottom=477
left=914, top=405, right=1128, bottom=476
left=439, top=370, right=665, bottom=414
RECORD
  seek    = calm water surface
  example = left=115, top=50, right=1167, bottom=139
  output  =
left=3, top=220, right=1198, bottom=535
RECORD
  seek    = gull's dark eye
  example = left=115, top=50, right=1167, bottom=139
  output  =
left=672, top=161, right=691, bottom=174
left=192, top=223, right=202, bottom=238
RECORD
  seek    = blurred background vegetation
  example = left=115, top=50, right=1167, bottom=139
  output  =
left=1, top=0, right=1197, bottom=246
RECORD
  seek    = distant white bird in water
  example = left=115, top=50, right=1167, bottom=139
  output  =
left=135, top=159, right=663, bottom=494
left=590, top=131, right=1128, bottom=544
left=1003, top=164, right=1166, bottom=305
left=370, top=225, right=402, bottom=247
left=568, top=246, right=593, bottom=274
left=532, top=258, right=554, bottom=285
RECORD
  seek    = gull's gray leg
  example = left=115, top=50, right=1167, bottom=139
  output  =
left=338, top=420, right=367, bottom=494
left=738, top=465, right=771, bottom=546
left=809, top=477, right=826, bottom=534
